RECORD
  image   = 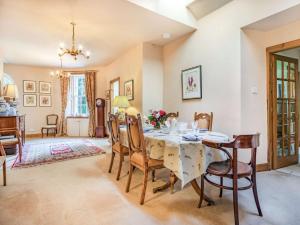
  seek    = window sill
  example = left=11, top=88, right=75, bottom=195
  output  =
left=67, top=116, right=89, bottom=119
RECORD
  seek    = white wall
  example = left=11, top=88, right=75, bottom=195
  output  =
left=142, top=43, right=164, bottom=113
left=163, top=0, right=300, bottom=164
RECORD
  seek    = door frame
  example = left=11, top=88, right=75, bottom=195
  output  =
left=267, top=38, right=300, bottom=170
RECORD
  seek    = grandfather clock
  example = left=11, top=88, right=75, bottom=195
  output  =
left=95, top=98, right=106, bottom=138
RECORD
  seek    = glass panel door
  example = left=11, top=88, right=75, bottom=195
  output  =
left=273, top=54, right=299, bottom=169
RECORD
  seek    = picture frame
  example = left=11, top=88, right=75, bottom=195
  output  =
left=105, top=89, right=111, bottom=100
left=124, top=79, right=134, bottom=101
left=181, top=66, right=202, bottom=100
left=23, top=80, right=36, bottom=93
left=39, top=81, right=51, bottom=94
left=23, top=94, right=37, bottom=107
left=39, top=95, right=52, bottom=107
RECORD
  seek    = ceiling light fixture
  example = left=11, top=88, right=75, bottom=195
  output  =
left=162, top=32, right=171, bottom=39
left=58, top=22, right=90, bottom=60
left=50, top=57, right=70, bottom=79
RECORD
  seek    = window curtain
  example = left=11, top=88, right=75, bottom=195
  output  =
left=60, top=75, right=70, bottom=136
left=85, top=71, right=96, bottom=137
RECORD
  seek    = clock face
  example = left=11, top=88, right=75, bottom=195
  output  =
left=96, top=99, right=102, bottom=106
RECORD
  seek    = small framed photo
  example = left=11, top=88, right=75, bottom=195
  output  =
left=181, top=66, right=202, bottom=100
left=23, top=80, right=36, bottom=93
left=39, top=95, right=52, bottom=107
left=105, top=90, right=111, bottom=100
left=124, top=80, right=134, bottom=101
left=23, top=94, right=37, bottom=107
left=39, top=81, right=51, bottom=94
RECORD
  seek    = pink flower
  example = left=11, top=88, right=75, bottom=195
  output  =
left=159, top=110, right=166, bottom=116
left=151, top=121, right=156, bottom=126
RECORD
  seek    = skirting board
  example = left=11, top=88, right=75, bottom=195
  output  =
left=256, top=163, right=270, bottom=172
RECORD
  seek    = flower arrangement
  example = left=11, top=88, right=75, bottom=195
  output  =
left=148, top=110, right=167, bottom=129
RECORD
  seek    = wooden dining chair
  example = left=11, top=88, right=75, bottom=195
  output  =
left=107, top=113, right=129, bottom=181
left=125, top=113, right=165, bottom=205
left=199, top=134, right=263, bottom=225
left=0, top=128, right=22, bottom=162
left=194, top=112, right=213, bottom=131
left=41, top=114, right=59, bottom=138
left=0, top=144, right=6, bottom=186
left=166, top=112, right=179, bottom=120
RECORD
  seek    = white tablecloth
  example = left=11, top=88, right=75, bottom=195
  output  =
left=119, top=127, right=229, bottom=187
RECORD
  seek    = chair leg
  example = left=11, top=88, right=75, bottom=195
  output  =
left=47, top=129, right=49, bottom=137
left=126, top=165, right=134, bottom=193
left=108, top=152, right=115, bottom=173
left=219, top=177, right=223, bottom=198
left=3, top=161, right=6, bottom=186
left=170, top=171, right=176, bottom=194
left=233, top=178, right=239, bottom=225
left=116, top=154, right=123, bottom=181
left=140, top=169, right=148, bottom=205
left=252, top=174, right=263, bottom=216
left=198, top=174, right=204, bottom=208
left=151, top=170, right=155, bottom=182
left=41, top=129, right=44, bottom=138
left=18, top=142, right=22, bottom=163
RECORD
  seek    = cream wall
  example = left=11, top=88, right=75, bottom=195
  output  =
left=97, top=44, right=143, bottom=115
left=142, top=43, right=164, bottom=114
left=4, top=64, right=61, bottom=134
left=162, top=0, right=300, bottom=164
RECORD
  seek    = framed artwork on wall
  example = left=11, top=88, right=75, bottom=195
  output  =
left=39, top=81, right=51, bottom=94
left=39, top=95, right=52, bottom=107
left=23, top=80, right=36, bottom=93
left=124, top=79, right=134, bottom=101
left=181, top=66, right=202, bottom=100
left=23, top=94, right=37, bottom=107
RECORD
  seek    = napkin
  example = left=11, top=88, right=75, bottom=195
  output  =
left=182, top=133, right=202, bottom=141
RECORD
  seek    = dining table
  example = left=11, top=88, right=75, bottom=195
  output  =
left=119, top=125, right=229, bottom=205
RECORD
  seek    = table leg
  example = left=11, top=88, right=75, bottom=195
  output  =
left=153, top=171, right=178, bottom=194
left=190, top=179, right=215, bottom=206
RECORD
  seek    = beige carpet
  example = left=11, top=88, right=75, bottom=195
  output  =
left=0, top=138, right=300, bottom=225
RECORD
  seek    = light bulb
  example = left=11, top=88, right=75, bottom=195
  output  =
left=86, top=51, right=90, bottom=57
left=59, top=42, right=65, bottom=48
left=78, top=44, right=83, bottom=50
left=50, top=71, right=55, bottom=76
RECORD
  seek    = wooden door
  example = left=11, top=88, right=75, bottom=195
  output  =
left=272, top=54, right=299, bottom=169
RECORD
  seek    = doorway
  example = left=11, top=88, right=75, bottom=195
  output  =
left=267, top=40, right=300, bottom=170
left=110, top=77, right=120, bottom=114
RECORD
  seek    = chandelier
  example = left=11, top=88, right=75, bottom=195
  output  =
left=50, top=57, right=70, bottom=79
left=58, top=22, right=90, bottom=60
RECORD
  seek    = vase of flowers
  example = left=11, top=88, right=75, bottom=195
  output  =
left=148, top=110, right=167, bottom=129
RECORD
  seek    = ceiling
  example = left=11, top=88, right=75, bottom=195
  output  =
left=0, top=0, right=195, bottom=68
left=244, top=3, right=300, bottom=31
left=187, top=0, right=233, bottom=20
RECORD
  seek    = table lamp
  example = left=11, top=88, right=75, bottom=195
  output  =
left=4, top=84, right=19, bottom=113
left=112, top=96, right=130, bottom=121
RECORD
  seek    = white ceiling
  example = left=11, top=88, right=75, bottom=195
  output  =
left=187, top=0, right=233, bottom=20
left=244, top=3, right=300, bottom=31
left=0, top=0, right=195, bottom=68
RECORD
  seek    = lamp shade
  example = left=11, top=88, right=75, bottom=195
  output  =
left=4, top=84, right=19, bottom=99
left=112, top=96, right=130, bottom=108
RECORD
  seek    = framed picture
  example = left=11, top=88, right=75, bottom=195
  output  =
left=124, top=80, right=134, bottom=101
left=181, top=66, right=202, bottom=100
left=23, top=94, right=37, bottom=107
left=39, top=95, right=52, bottom=107
left=105, top=90, right=111, bottom=100
left=23, top=80, right=36, bottom=93
left=39, top=81, right=51, bottom=94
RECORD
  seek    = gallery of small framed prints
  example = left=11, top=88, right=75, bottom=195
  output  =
left=39, top=81, right=51, bottom=94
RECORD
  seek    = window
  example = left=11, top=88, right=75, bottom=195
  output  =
left=67, top=74, right=88, bottom=117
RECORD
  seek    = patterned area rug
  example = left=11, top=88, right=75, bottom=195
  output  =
left=12, top=139, right=105, bottom=168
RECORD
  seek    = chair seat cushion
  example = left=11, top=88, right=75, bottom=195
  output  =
left=207, top=160, right=252, bottom=177
left=130, top=152, right=164, bottom=169
left=112, top=143, right=129, bottom=154
left=0, top=138, right=19, bottom=145
left=42, top=125, right=57, bottom=129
